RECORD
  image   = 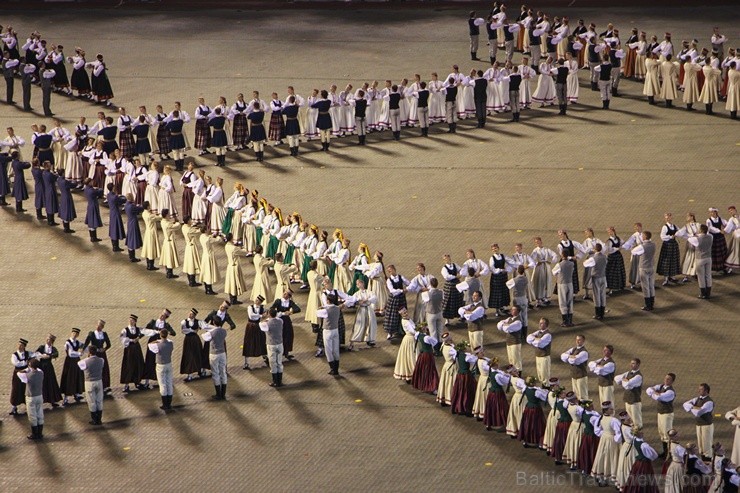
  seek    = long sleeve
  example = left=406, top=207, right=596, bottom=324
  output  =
left=639, top=442, right=659, bottom=461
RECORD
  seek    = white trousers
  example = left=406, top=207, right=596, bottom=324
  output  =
left=267, top=343, right=284, bottom=373
left=156, top=363, right=173, bottom=396
left=323, top=329, right=339, bottom=362
left=85, top=380, right=104, bottom=412
left=209, top=353, right=227, bottom=386
left=26, top=395, right=44, bottom=425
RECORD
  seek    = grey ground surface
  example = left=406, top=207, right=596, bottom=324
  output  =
left=0, top=5, right=738, bottom=492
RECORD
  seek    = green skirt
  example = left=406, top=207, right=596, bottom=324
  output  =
left=266, top=236, right=279, bottom=259
left=300, top=253, right=311, bottom=283
left=348, top=270, right=368, bottom=295
left=285, top=244, right=296, bottom=264
left=327, top=261, right=337, bottom=282
left=255, top=226, right=263, bottom=246
left=221, top=209, right=235, bottom=236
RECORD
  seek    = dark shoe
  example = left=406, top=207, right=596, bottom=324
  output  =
left=220, top=384, right=226, bottom=400
left=211, top=385, right=223, bottom=400
left=269, top=373, right=279, bottom=387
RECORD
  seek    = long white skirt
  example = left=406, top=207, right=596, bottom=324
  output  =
left=567, top=72, right=580, bottom=103
left=157, top=189, right=178, bottom=218
left=351, top=306, right=377, bottom=343
left=367, top=100, right=379, bottom=131
left=520, top=79, right=533, bottom=108
left=393, top=333, right=416, bottom=380
left=407, top=97, right=419, bottom=126
left=329, top=106, right=343, bottom=136
left=191, top=194, right=207, bottom=222
left=532, top=75, right=556, bottom=105
left=305, top=108, right=319, bottom=139
left=429, top=93, right=445, bottom=123
left=144, top=185, right=159, bottom=213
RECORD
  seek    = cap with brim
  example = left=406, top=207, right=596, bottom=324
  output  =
left=601, top=401, right=613, bottom=409
left=19, top=338, right=28, bottom=345
left=565, top=391, right=577, bottom=401
left=618, top=411, right=630, bottom=419
left=72, top=328, right=81, bottom=334
left=223, top=299, right=232, bottom=307
left=130, top=314, right=138, bottom=321
left=191, top=308, right=199, bottom=315
left=549, top=377, right=560, bottom=385
left=164, top=309, right=172, bottom=315
left=256, top=295, right=265, bottom=303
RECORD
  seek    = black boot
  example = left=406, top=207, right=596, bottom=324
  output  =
left=393, top=131, right=400, bottom=141
left=560, top=314, right=568, bottom=326
left=611, top=88, right=618, bottom=97
left=128, top=249, right=140, bottom=262
left=160, top=395, right=168, bottom=410
left=229, top=294, right=242, bottom=305
left=567, top=313, right=574, bottom=327
left=471, top=51, right=478, bottom=61
left=165, top=268, right=179, bottom=279
left=277, top=372, right=283, bottom=387
left=649, top=297, right=655, bottom=310
left=698, top=287, right=707, bottom=299
left=448, top=123, right=454, bottom=133
left=605, top=100, right=610, bottom=109
left=220, top=384, right=226, bottom=400
left=112, top=239, right=123, bottom=252
left=731, top=111, right=737, bottom=120
left=97, top=410, right=103, bottom=425
left=706, top=103, right=713, bottom=115
left=686, top=103, right=693, bottom=111
left=705, top=287, right=711, bottom=299
left=641, top=298, right=650, bottom=310
left=28, top=425, right=38, bottom=440
left=558, top=104, right=566, bottom=115
left=490, top=56, right=495, bottom=64
left=63, top=221, right=74, bottom=233
left=36, top=208, right=44, bottom=220
left=269, top=373, right=278, bottom=387
left=37, top=424, right=43, bottom=439
left=591, top=81, right=597, bottom=91
left=648, top=96, right=656, bottom=105
left=47, top=213, right=57, bottom=226
left=666, top=100, right=672, bottom=108
left=16, top=201, right=25, bottom=212
left=212, top=385, right=222, bottom=400
left=89, top=411, right=97, bottom=425
left=451, top=123, right=456, bottom=133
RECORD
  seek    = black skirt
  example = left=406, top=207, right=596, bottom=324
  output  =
left=212, top=128, right=228, bottom=147
left=135, top=136, right=152, bottom=155
left=180, top=333, right=203, bottom=374
left=120, top=340, right=145, bottom=384
left=39, top=360, right=63, bottom=404
left=488, top=272, right=511, bottom=308
left=142, top=337, right=158, bottom=380
left=442, top=279, right=464, bottom=319
left=60, top=356, right=84, bottom=395
left=249, top=123, right=267, bottom=142
left=101, top=351, right=112, bottom=388
left=606, top=251, right=626, bottom=290
left=282, top=316, right=295, bottom=353
left=656, top=239, right=681, bottom=276
left=10, top=368, right=26, bottom=406
left=243, top=321, right=267, bottom=357
left=71, top=67, right=91, bottom=93
left=92, top=72, right=114, bottom=100
left=201, top=342, right=211, bottom=371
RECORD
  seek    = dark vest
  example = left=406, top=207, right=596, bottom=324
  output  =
left=388, top=93, right=401, bottom=110
left=656, top=385, right=674, bottom=414
left=354, top=99, right=367, bottom=118
left=694, top=396, right=713, bottom=425
left=531, top=330, right=551, bottom=357
left=556, top=401, right=572, bottom=423
left=599, top=63, right=612, bottom=81
left=445, top=86, right=458, bottom=102
left=474, top=78, right=487, bottom=100
left=486, top=23, right=497, bottom=40
left=556, top=66, right=568, bottom=84
left=596, top=357, right=615, bottom=386
left=588, top=44, right=599, bottom=63
left=568, top=346, right=587, bottom=378
left=623, top=370, right=642, bottom=404
left=609, top=50, right=621, bottom=68
left=529, top=28, right=540, bottom=44
left=469, top=19, right=480, bottom=36
left=509, top=73, right=522, bottom=91
left=504, top=316, right=523, bottom=344
left=504, top=28, right=514, bottom=41
left=417, top=90, right=429, bottom=108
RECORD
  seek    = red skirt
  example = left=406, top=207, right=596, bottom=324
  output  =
left=623, top=460, right=659, bottom=493
left=577, top=434, right=600, bottom=475
left=483, top=389, right=508, bottom=428
left=411, top=352, right=439, bottom=392
left=268, top=113, right=285, bottom=141
left=551, top=421, right=570, bottom=460
left=518, top=406, right=546, bottom=445
left=92, top=164, right=106, bottom=189
left=233, top=114, right=249, bottom=147
left=624, top=49, right=637, bottom=78
left=679, top=63, right=686, bottom=85
left=136, top=180, right=147, bottom=206
left=450, top=373, right=477, bottom=416
left=697, top=70, right=706, bottom=93
left=181, top=187, right=194, bottom=220
left=114, top=171, right=125, bottom=195
left=721, top=74, right=729, bottom=97
left=81, top=156, right=91, bottom=181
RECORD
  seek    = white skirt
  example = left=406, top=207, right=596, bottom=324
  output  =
left=145, top=185, right=159, bottom=213
left=157, top=189, right=178, bottom=218
left=532, top=75, right=556, bottom=105
left=305, top=108, right=319, bottom=139
left=429, top=93, right=445, bottom=123
left=567, top=72, right=579, bottom=103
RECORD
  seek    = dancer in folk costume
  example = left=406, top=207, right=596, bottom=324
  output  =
left=615, top=413, right=638, bottom=491
left=590, top=402, right=622, bottom=487
left=506, top=369, right=526, bottom=438
left=542, top=380, right=564, bottom=455
left=60, top=328, right=85, bottom=404
left=622, top=427, right=659, bottom=493
left=565, top=52, right=579, bottom=103
left=604, top=227, right=627, bottom=293
left=153, top=105, right=171, bottom=160
left=411, top=325, right=439, bottom=394
left=725, top=206, right=740, bottom=273
left=450, top=342, right=477, bottom=417
left=348, top=279, right=377, bottom=351
left=436, top=333, right=456, bottom=406
left=517, top=376, right=548, bottom=448
left=304, top=89, right=320, bottom=140
left=483, top=360, right=512, bottom=431
left=676, top=212, right=701, bottom=282
left=88, top=53, right=113, bottom=105
left=268, top=93, right=286, bottom=145
left=441, top=254, right=465, bottom=325
left=532, top=56, right=556, bottom=106
left=393, top=310, right=417, bottom=383
left=193, top=97, right=212, bottom=155
left=68, top=48, right=91, bottom=97
left=706, top=207, right=729, bottom=273
left=117, top=107, right=136, bottom=159
left=552, top=392, right=577, bottom=464
left=657, top=212, right=681, bottom=285
left=576, top=401, right=601, bottom=476
left=230, top=93, right=249, bottom=150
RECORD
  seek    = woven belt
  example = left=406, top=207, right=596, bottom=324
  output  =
left=319, top=111, right=329, bottom=114
left=39, top=147, right=51, bottom=151
left=103, top=138, right=115, bottom=142
left=170, top=132, right=182, bottom=135
left=287, top=117, right=297, bottom=120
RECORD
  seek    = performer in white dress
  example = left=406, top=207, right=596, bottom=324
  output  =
left=156, top=165, right=178, bottom=221
left=565, top=52, right=580, bottom=103
left=532, top=57, right=556, bottom=106
left=428, top=73, right=445, bottom=124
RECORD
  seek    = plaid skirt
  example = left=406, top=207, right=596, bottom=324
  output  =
left=233, top=114, right=249, bottom=146
left=119, top=129, right=135, bottom=159
left=711, top=233, right=728, bottom=271
left=194, top=119, right=211, bottom=150
left=656, top=239, right=681, bottom=276
left=442, top=279, right=464, bottom=319
left=156, top=126, right=171, bottom=154
left=606, top=251, right=626, bottom=290
left=383, top=294, right=407, bottom=334
left=268, top=113, right=285, bottom=141
left=488, top=272, right=510, bottom=308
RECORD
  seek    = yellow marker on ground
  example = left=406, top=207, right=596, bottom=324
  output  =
left=355, top=399, right=362, bottom=403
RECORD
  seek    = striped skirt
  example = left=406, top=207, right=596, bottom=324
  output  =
left=656, top=239, right=681, bottom=276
